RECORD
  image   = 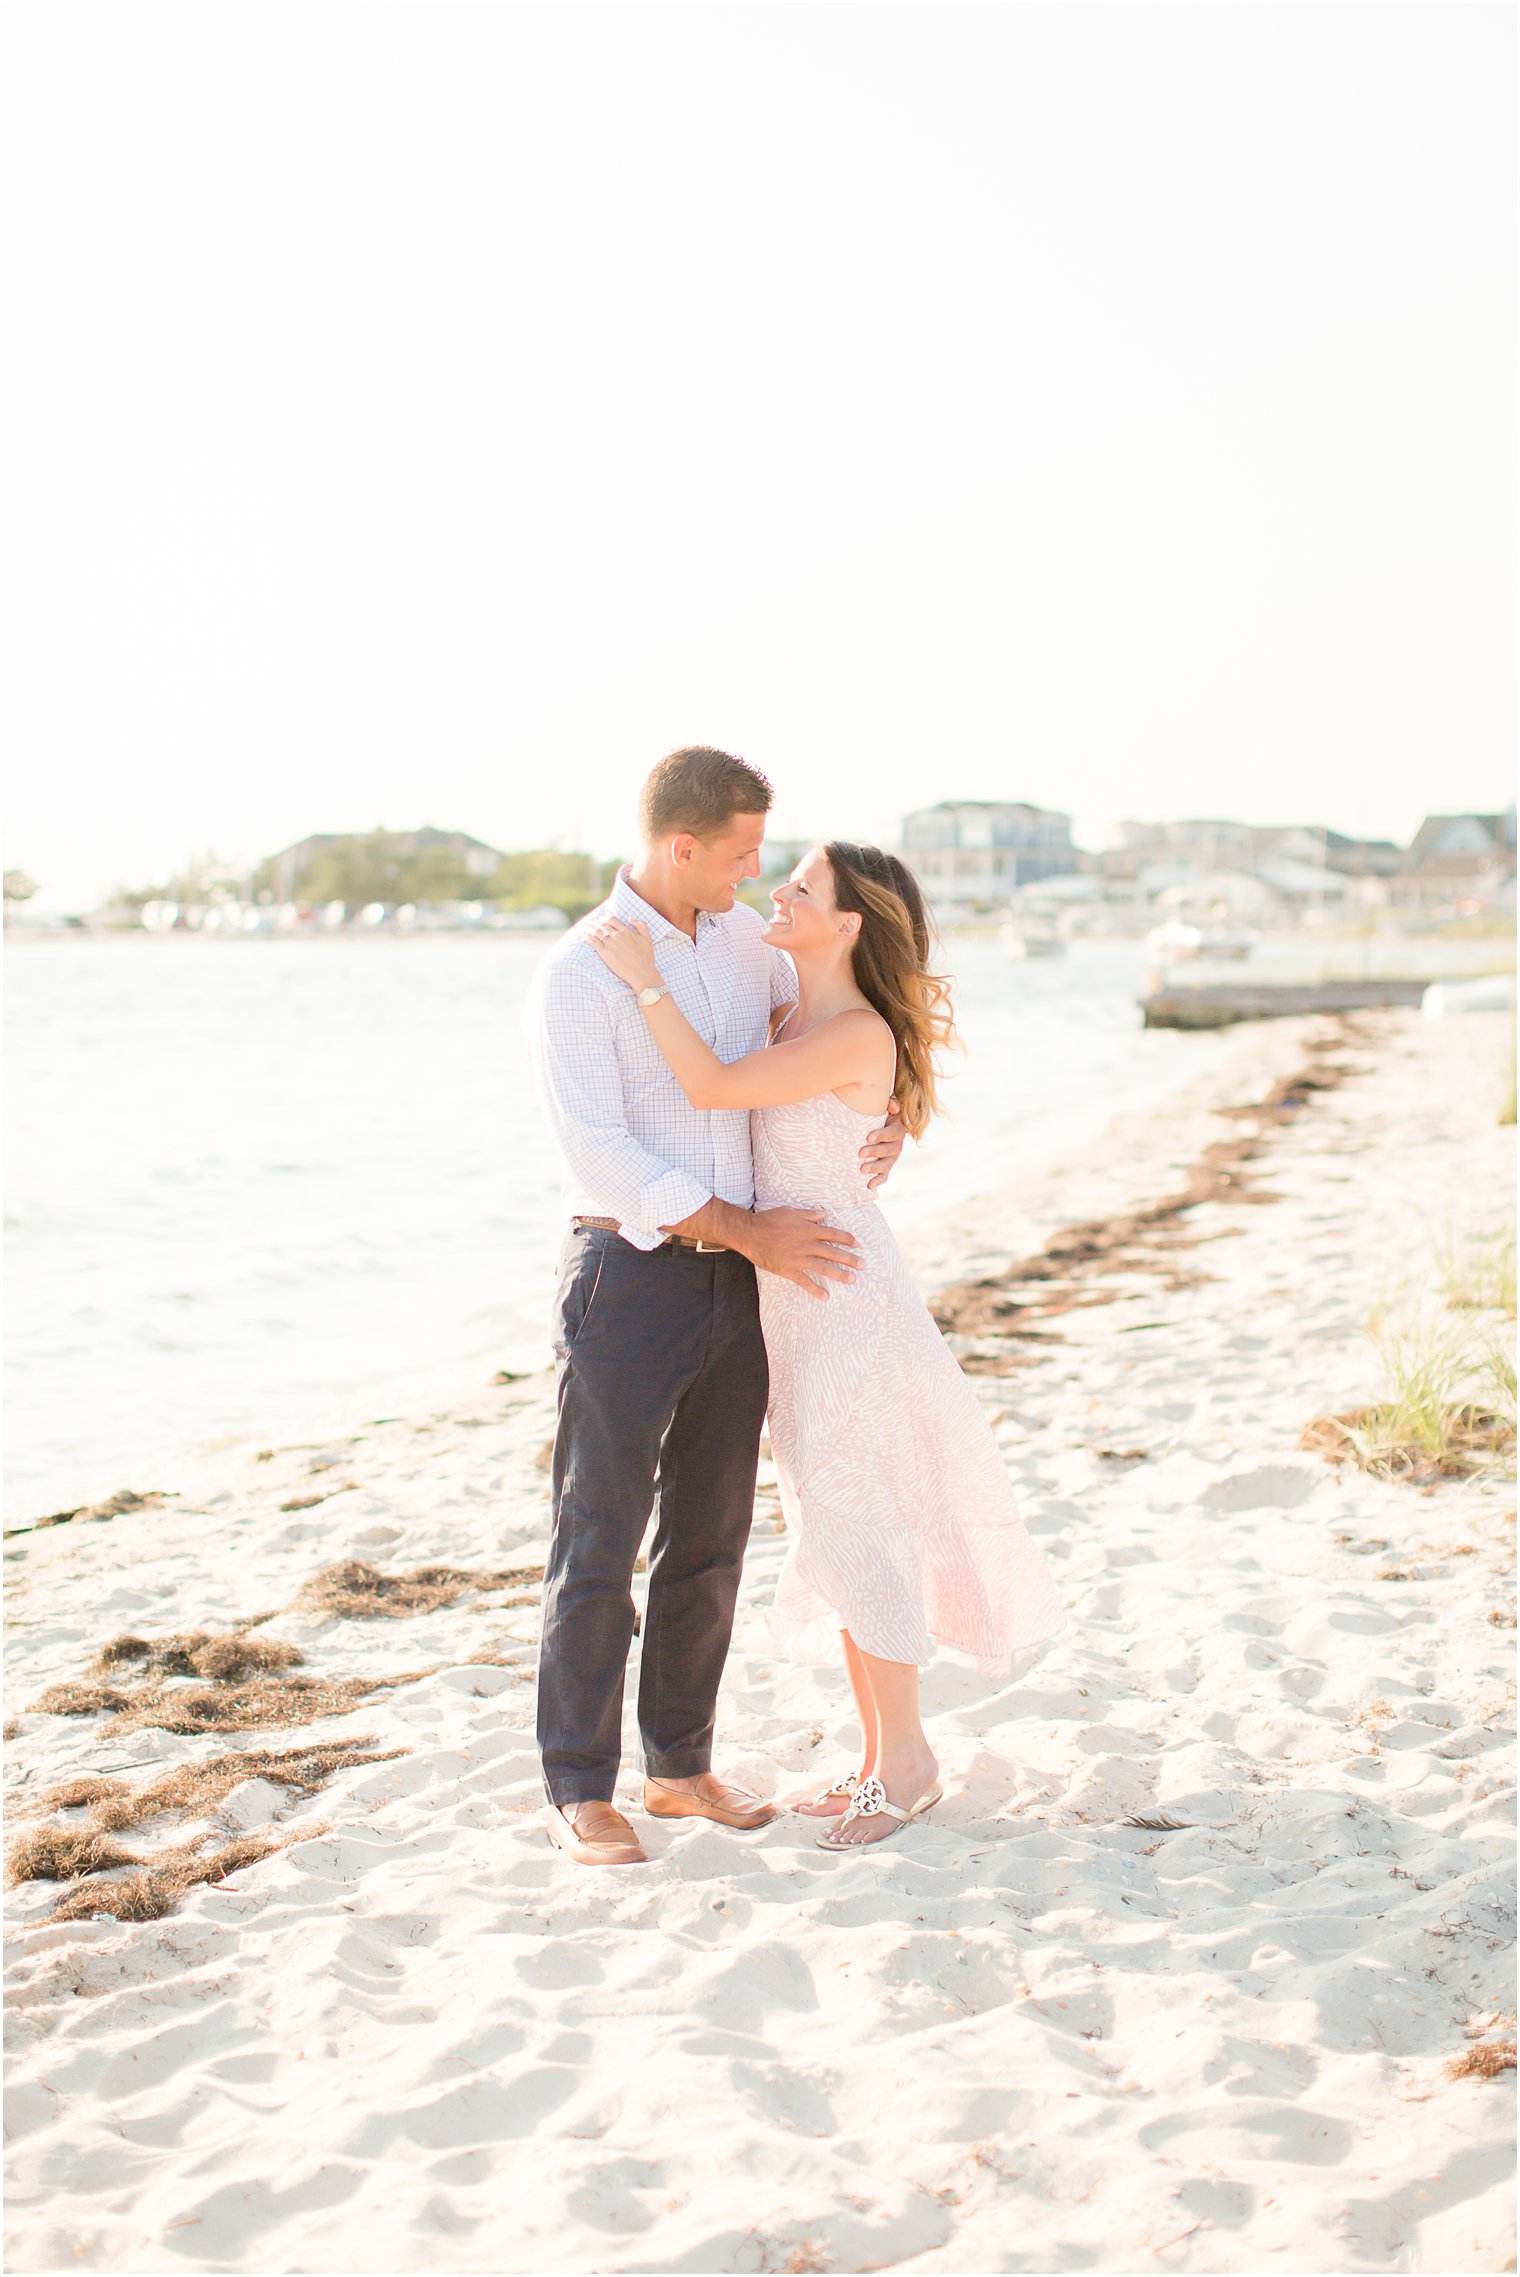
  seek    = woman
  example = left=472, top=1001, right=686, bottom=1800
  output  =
left=587, top=841, right=1064, bottom=1849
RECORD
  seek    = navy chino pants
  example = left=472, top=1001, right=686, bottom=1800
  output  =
left=536, top=1224, right=770, bottom=1807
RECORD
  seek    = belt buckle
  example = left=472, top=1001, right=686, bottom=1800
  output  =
left=694, top=1239, right=726, bottom=1254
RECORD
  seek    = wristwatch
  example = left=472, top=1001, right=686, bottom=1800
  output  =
left=636, top=984, right=671, bottom=1008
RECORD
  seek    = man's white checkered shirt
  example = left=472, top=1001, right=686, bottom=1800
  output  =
left=525, top=868, right=799, bottom=1250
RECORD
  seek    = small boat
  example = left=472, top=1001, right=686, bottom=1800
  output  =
left=1143, top=920, right=1204, bottom=962
left=1422, top=975, right=1515, bottom=1017
left=1200, top=928, right=1257, bottom=962
left=1001, top=920, right=1065, bottom=959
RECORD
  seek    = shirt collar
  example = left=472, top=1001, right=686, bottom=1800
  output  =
left=611, top=865, right=721, bottom=942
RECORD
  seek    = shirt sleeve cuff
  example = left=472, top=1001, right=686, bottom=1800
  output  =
left=627, top=1170, right=714, bottom=1246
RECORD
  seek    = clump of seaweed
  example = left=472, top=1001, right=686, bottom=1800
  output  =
left=930, top=1049, right=1354, bottom=1370
left=21, top=1489, right=171, bottom=1534
left=15, top=1740, right=407, bottom=1832
left=47, top=1828, right=320, bottom=1924
left=100, top=1672, right=430, bottom=1736
left=29, top=1668, right=433, bottom=1735
left=293, top=1559, right=539, bottom=1620
left=1445, top=2041, right=1517, bottom=2081
left=7, top=1828, right=140, bottom=1886
left=31, top=1683, right=133, bottom=1717
left=13, top=1776, right=124, bottom=1816
left=93, top=1632, right=303, bottom=1682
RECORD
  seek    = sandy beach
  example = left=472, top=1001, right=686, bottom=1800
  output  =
left=4, top=1008, right=1514, bottom=2276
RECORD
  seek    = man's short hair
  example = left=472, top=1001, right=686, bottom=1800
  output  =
left=639, top=747, right=774, bottom=844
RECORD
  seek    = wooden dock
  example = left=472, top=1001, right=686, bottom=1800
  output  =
left=1140, top=980, right=1430, bottom=1030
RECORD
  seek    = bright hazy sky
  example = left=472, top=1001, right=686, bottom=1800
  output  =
left=5, top=3, right=1514, bottom=908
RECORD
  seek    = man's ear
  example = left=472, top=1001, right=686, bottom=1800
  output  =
left=669, top=833, right=698, bottom=871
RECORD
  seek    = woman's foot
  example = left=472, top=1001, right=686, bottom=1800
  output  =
left=790, top=1771, right=864, bottom=1819
left=817, top=1750, right=940, bottom=1850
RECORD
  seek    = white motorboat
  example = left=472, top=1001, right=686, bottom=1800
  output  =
left=1001, top=920, right=1065, bottom=959
left=1143, top=919, right=1205, bottom=961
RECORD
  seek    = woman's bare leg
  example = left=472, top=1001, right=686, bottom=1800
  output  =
left=826, top=1636, right=939, bottom=1846
left=842, top=1628, right=879, bottom=1771
left=792, top=1628, right=881, bottom=1816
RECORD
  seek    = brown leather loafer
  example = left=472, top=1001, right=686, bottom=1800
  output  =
left=643, top=1773, right=778, bottom=1830
left=546, top=1800, right=648, bottom=1866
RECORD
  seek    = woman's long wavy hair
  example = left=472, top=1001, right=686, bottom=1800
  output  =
left=822, top=841, right=959, bottom=1139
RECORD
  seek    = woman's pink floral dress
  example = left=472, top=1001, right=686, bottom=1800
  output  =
left=753, top=1087, right=1065, bottom=1675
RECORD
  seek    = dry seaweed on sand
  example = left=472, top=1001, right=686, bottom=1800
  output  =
left=1444, top=2041, right=1517, bottom=2081
left=47, top=1827, right=322, bottom=1924
left=103, top=1671, right=433, bottom=1736
left=7, top=1827, right=141, bottom=1885
left=14, top=1488, right=172, bottom=1535
left=931, top=1041, right=1358, bottom=1361
left=30, top=1683, right=134, bottom=1717
left=29, top=1668, right=435, bottom=1735
left=10, top=1774, right=129, bottom=1818
left=17, top=1740, right=409, bottom=1831
left=292, top=1558, right=541, bottom=1620
left=92, top=1631, right=304, bottom=1682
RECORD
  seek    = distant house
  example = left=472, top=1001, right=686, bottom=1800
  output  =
left=901, top=801, right=1078, bottom=910
left=1402, top=812, right=1515, bottom=867
left=1154, top=869, right=1286, bottom=923
left=1114, top=819, right=1257, bottom=873
left=1393, top=809, right=1517, bottom=908
left=1250, top=826, right=1403, bottom=878
left=263, top=828, right=506, bottom=901
left=1114, top=819, right=1402, bottom=879
left=1254, top=855, right=1352, bottom=906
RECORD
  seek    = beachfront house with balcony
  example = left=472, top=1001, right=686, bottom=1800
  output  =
left=900, top=801, right=1078, bottom=915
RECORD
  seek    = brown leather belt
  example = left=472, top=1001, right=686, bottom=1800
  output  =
left=572, top=1214, right=729, bottom=1255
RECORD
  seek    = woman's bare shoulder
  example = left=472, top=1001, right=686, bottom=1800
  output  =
left=829, top=1003, right=897, bottom=1067
left=831, top=1002, right=893, bottom=1038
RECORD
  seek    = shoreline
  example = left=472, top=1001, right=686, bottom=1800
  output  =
left=8, top=1012, right=1316, bottom=1535
left=5, top=935, right=1273, bottom=1529
left=5, top=1006, right=1515, bottom=2275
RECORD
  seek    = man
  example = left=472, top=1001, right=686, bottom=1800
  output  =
left=525, top=746, right=906, bottom=1867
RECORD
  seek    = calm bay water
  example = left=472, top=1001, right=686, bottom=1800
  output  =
left=6, top=932, right=1221, bottom=1517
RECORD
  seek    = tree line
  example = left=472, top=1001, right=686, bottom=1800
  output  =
left=121, top=839, right=624, bottom=922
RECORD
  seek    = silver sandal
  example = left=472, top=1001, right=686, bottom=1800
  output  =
left=790, top=1772, right=860, bottom=1819
left=815, top=1774, right=943, bottom=1851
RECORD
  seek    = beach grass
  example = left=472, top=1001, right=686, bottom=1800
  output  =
left=1302, top=1276, right=1517, bottom=1482
left=1436, top=1223, right=1516, bottom=1317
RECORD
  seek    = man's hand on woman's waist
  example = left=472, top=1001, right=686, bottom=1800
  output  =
left=663, top=1197, right=862, bottom=1300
